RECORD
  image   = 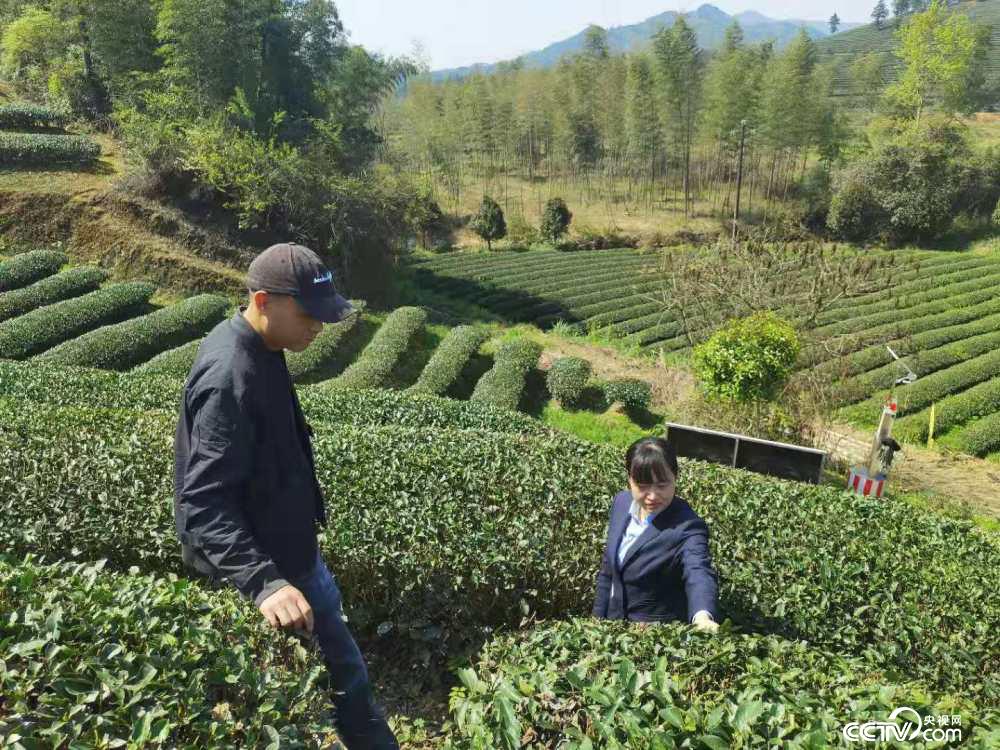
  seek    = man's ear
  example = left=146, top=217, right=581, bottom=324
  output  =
left=249, top=289, right=269, bottom=310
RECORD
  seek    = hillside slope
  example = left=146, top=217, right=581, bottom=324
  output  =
left=817, top=0, right=1000, bottom=98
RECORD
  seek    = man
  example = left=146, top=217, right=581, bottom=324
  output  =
left=174, top=242, right=398, bottom=749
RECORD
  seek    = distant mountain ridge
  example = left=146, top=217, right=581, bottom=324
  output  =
left=430, top=3, right=862, bottom=82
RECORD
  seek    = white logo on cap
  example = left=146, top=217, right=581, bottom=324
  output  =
left=313, top=271, right=333, bottom=285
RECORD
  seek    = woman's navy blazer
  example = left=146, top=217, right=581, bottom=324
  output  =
left=592, top=489, right=720, bottom=623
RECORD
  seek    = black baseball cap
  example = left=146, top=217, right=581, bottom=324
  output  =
left=247, top=242, right=353, bottom=324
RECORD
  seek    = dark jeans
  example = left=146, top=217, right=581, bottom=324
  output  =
left=287, top=551, right=398, bottom=750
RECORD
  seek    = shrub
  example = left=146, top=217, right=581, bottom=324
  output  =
left=132, top=339, right=201, bottom=378
left=333, top=306, right=427, bottom=389
left=827, top=122, right=987, bottom=245
left=0, top=556, right=337, bottom=747
left=0, top=132, right=100, bottom=166
left=504, top=213, right=540, bottom=246
left=0, top=249, right=67, bottom=293
left=993, top=196, right=1000, bottom=229
left=470, top=195, right=506, bottom=251
left=602, top=377, right=652, bottom=411
left=445, top=618, right=999, bottom=748
left=470, top=338, right=542, bottom=410
left=0, top=102, right=68, bottom=130
left=409, top=325, right=489, bottom=396
left=3, top=399, right=999, bottom=700
left=693, top=312, right=800, bottom=403
left=545, top=356, right=591, bottom=407
left=540, top=197, right=572, bottom=242
left=286, top=299, right=366, bottom=383
left=0, top=282, right=155, bottom=359
left=0, top=265, right=106, bottom=323
left=38, top=294, right=229, bottom=370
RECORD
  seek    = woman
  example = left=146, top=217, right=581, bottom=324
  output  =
left=592, top=437, right=720, bottom=632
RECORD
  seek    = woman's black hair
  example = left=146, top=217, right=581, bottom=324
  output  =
left=625, top=437, right=679, bottom=484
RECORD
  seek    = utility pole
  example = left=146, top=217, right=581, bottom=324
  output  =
left=732, top=119, right=747, bottom=244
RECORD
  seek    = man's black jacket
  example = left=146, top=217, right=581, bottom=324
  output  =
left=173, top=307, right=327, bottom=606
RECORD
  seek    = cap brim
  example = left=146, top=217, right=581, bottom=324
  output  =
left=298, top=292, right=354, bottom=324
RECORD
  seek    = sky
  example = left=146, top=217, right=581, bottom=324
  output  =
left=335, top=0, right=878, bottom=70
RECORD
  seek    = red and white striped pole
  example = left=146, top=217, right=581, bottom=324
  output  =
left=847, top=396, right=897, bottom=498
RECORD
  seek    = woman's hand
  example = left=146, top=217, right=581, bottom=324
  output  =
left=692, top=611, right=719, bottom=634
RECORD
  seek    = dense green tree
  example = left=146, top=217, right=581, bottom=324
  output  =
left=471, top=194, right=507, bottom=250
left=886, top=0, right=991, bottom=122
left=829, top=13, right=841, bottom=34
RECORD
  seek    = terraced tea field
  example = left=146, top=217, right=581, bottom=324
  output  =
left=408, top=247, right=1000, bottom=457
left=0, top=249, right=652, bottom=423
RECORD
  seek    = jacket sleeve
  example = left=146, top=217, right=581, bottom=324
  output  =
left=178, top=383, right=289, bottom=607
left=679, top=518, right=720, bottom=622
left=592, top=497, right=616, bottom=618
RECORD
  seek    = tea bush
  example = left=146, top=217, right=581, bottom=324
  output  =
left=0, top=556, right=338, bottom=747
left=0, top=282, right=155, bottom=359
left=470, top=338, right=542, bottom=410
left=545, top=356, right=591, bottom=407
left=0, top=248, right=67, bottom=293
left=445, top=618, right=1000, bottom=749
left=409, top=324, right=489, bottom=396
left=333, top=306, right=426, bottom=389
left=3, top=394, right=998, bottom=700
left=38, top=294, right=229, bottom=370
left=0, top=265, right=106, bottom=322
left=0, top=132, right=100, bottom=165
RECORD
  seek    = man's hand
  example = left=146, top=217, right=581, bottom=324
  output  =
left=259, top=584, right=314, bottom=633
left=692, top=611, right=719, bottom=633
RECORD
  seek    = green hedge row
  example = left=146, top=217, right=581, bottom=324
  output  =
left=813, top=281, right=1000, bottom=339
left=445, top=619, right=1000, bottom=749
left=38, top=294, right=229, bottom=370
left=0, top=359, right=550, bottom=436
left=0, top=249, right=67, bottom=293
left=286, top=299, right=366, bottom=383
left=0, top=132, right=101, bottom=166
left=810, top=260, right=1000, bottom=327
left=409, top=324, right=489, bottom=396
left=0, top=282, right=155, bottom=359
left=546, top=356, right=592, bottom=406
left=3, top=398, right=999, bottom=700
left=132, top=339, right=201, bottom=378
left=470, top=338, right=542, bottom=411
left=0, top=556, right=339, bottom=747
left=895, top=378, right=1000, bottom=444
left=840, top=347, right=1000, bottom=423
left=333, top=306, right=427, bottom=389
left=950, top=409, right=1000, bottom=457
left=832, top=328, right=1000, bottom=406
left=811, top=310, right=1000, bottom=381
left=799, top=293, right=1000, bottom=368
left=0, top=102, right=68, bottom=129
left=4, top=398, right=999, bottom=701
left=0, top=265, right=106, bottom=322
